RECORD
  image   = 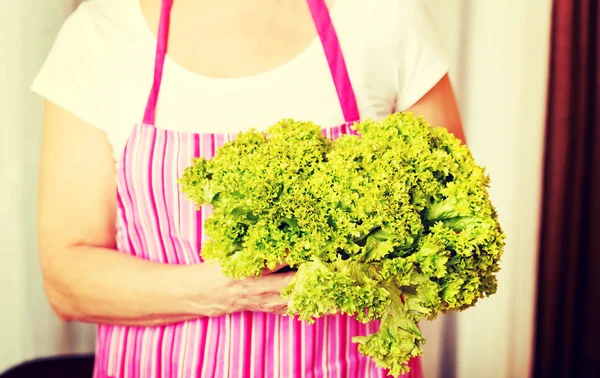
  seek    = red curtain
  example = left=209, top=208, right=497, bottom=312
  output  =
left=533, top=0, right=600, bottom=377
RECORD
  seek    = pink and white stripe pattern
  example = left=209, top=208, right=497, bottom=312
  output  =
left=92, top=0, right=423, bottom=375
left=92, top=124, right=423, bottom=378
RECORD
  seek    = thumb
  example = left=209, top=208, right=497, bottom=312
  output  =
left=260, top=270, right=296, bottom=290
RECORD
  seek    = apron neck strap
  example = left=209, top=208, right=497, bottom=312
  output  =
left=143, top=0, right=360, bottom=126
left=143, top=0, right=173, bottom=125
left=306, top=0, right=360, bottom=124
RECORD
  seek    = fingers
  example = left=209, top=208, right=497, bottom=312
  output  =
left=260, top=272, right=293, bottom=314
left=271, top=305, right=289, bottom=315
left=259, top=271, right=295, bottom=289
left=255, top=298, right=288, bottom=315
left=238, top=271, right=294, bottom=315
left=240, top=289, right=289, bottom=314
left=229, top=266, right=295, bottom=315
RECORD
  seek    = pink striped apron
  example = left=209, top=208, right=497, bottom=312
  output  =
left=93, top=0, right=423, bottom=376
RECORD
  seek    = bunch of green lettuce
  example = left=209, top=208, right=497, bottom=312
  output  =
left=179, top=113, right=505, bottom=377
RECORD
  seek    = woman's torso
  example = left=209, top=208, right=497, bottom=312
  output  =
left=32, top=0, right=447, bottom=376
left=97, top=1, right=404, bottom=376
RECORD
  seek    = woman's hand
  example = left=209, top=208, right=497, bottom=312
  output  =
left=199, top=263, right=295, bottom=316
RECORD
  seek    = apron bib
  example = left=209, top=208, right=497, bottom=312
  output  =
left=93, top=0, right=422, bottom=377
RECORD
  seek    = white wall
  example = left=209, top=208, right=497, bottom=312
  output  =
left=421, top=1, right=552, bottom=377
left=0, top=0, right=94, bottom=372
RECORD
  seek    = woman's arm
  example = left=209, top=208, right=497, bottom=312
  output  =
left=38, top=101, right=292, bottom=326
left=405, top=74, right=466, bottom=143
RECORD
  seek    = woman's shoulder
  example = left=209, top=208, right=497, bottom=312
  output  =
left=70, top=0, right=147, bottom=49
left=339, top=0, right=447, bottom=111
left=342, top=0, right=417, bottom=20
left=31, top=0, right=150, bottom=133
left=338, top=0, right=441, bottom=58
left=342, top=0, right=438, bottom=36
left=33, top=0, right=150, bottom=87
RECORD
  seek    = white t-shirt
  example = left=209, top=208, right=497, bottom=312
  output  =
left=31, top=0, right=447, bottom=162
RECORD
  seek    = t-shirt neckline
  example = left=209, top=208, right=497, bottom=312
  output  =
left=130, top=0, right=343, bottom=87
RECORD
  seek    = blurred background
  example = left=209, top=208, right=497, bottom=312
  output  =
left=1, top=0, right=597, bottom=377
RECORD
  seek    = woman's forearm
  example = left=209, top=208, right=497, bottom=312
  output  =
left=42, top=244, right=231, bottom=326
left=37, top=102, right=293, bottom=326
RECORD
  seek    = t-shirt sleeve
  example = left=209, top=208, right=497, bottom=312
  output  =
left=393, top=0, right=448, bottom=111
left=30, top=4, right=109, bottom=131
